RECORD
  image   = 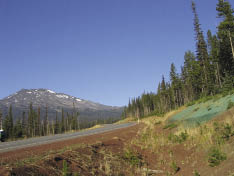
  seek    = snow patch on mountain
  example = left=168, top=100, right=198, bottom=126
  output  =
left=47, top=90, right=55, bottom=94
left=56, top=95, right=69, bottom=99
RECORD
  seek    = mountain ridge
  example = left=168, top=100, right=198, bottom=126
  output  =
left=0, top=88, right=123, bottom=122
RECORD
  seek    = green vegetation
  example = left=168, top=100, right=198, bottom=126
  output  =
left=193, top=170, right=200, bottom=176
left=169, top=93, right=234, bottom=125
left=213, top=122, right=233, bottom=143
left=208, top=147, right=226, bottom=167
left=0, top=103, right=120, bottom=141
left=123, top=149, right=143, bottom=167
left=62, top=160, right=69, bottom=176
left=227, top=100, right=234, bottom=110
left=171, top=161, right=180, bottom=174
left=122, top=0, right=234, bottom=125
left=163, top=123, right=178, bottom=130
left=168, top=131, right=189, bottom=144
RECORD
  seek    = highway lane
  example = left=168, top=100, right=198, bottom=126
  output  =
left=0, top=122, right=136, bottom=153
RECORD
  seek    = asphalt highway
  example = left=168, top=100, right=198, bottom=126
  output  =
left=0, top=122, right=136, bottom=153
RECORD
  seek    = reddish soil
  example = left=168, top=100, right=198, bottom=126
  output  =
left=0, top=124, right=144, bottom=175
left=1, top=111, right=234, bottom=176
left=0, top=124, right=143, bottom=161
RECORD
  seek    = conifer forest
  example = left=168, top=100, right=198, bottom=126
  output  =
left=122, top=1, right=234, bottom=119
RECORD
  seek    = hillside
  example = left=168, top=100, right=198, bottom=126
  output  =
left=1, top=93, right=234, bottom=175
left=0, top=89, right=123, bottom=122
left=169, top=93, right=234, bottom=125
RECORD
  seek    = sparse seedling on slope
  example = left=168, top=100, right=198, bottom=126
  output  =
left=208, top=147, right=226, bottom=167
left=168, top=131, right=189, bottom=144
left=171, top=161, right=180, bottom=174
left=62, top=160, right=68, bottom=176
left=163, top=123, right=178, bottom=130
left=193, top=170, right=200, bottom=176
left=123, top=149, right=143, bottom=167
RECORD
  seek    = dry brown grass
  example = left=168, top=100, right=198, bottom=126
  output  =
left=115, top=117, right=135, bottom=124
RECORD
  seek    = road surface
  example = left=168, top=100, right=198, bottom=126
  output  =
left=0, top=122, right=136, bottom=153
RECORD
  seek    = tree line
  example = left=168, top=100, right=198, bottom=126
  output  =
left=0, top=103, right=80, bottom=139
left=0, top=103, right=119, bottom=140
left=122, top=0, right=234, bottom=119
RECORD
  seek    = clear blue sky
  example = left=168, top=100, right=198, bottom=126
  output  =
left=0, top=0, right=233, bottom=106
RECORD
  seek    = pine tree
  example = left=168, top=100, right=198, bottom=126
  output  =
left=21, top=111, right=27, bottom=137
left=13, top=118, right=22, bottom=138
left=216, top=0, right=234, bottom=81
left=54, top=112, right=59, bottom=134
left=170, top=63, right=179, bottom=108
left=3, top=115, right=9, bottom=139
left=192, top=1, right=210, bottom=95
left=8, top=105, right=14, bottom=139
left=37, top=107, right=41, bottom=136
left=0, top=109, right=2, bottom=130
left=28, top=103, right=34, bottom=137
left=44, top=105, right=48, bottom=136
left=61, top=108, right=65, bottom=133
left=207, top=30, right=222, bottom=90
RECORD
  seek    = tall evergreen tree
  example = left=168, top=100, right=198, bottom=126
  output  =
left=61, top=108, right=65, bottom=133
left=207, top=30, right=222, bottom=90
left=54, top=112, right=59, bottom=134
left=216, top=0, right=234, bottom=81
left=192, top=1, right=210, bottom=95
left=8, top=105, right=14, bottom=138
left=37, top=107, right=41, bottom=136
left=13, top=118, right=22, bottom=138
left=21, top=111, right=27, bottom=137
left=0, top=109, right=2, bottom=130
left=44, top=105, right=48, bottom=136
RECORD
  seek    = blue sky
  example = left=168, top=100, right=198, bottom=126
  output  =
left=0, top=0, right=233, bottom=106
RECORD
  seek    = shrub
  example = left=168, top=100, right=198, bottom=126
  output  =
left=227, top=101, right=234, bottom=110
left=171, top=161, right=180, bottom=174
left=187, top=101, right=196, bottom=107
left=62, top=160, right=68, bottom=176
left=123, top=150, right=143, bottom=167
left=168, top=131, right=188, bottom=144
left=221, top=91, right=229, bottom=97
left=154, top=121, right=161, bottom=125
left=193, top=107, right=200, bottom=112
left=179, top=131, right=189, bottom=142
left=213, top=95, right=221, bottom=102
left=213, top=122, right=232, bottom=142
left=208, top=147, right=226, bottom=167
left=222, top=124, right=232, bottom=140
left=163, top=123, right=178, bottom=130
left=168, top=133, right=180, bottom=143
left=193, top=170, right=200, bottom=176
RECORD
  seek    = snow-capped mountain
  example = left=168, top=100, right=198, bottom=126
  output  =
left=0, top=89, right=123, bottom=121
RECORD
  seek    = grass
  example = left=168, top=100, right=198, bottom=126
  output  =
left=168, top=131, right=189, bottom=144
left=131, top=94, right=234, bottom=172
left=123, top=149, right=143, bottom=167
left=6, top=92, right=234, bottom=175
left=163, top=123, right=178, bottom=130
left=208, top=146, right=226, bottom=167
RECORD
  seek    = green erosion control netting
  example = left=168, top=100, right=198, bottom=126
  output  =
left=169, top=93, right=234, bottom=126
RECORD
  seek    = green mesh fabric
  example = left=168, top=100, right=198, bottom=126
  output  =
left=169, top=94, right=234, bottom=125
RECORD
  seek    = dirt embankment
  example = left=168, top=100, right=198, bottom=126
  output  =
left=1, top=107, right=234, bottom=176
left=0, top=123, right=144, bottom=176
